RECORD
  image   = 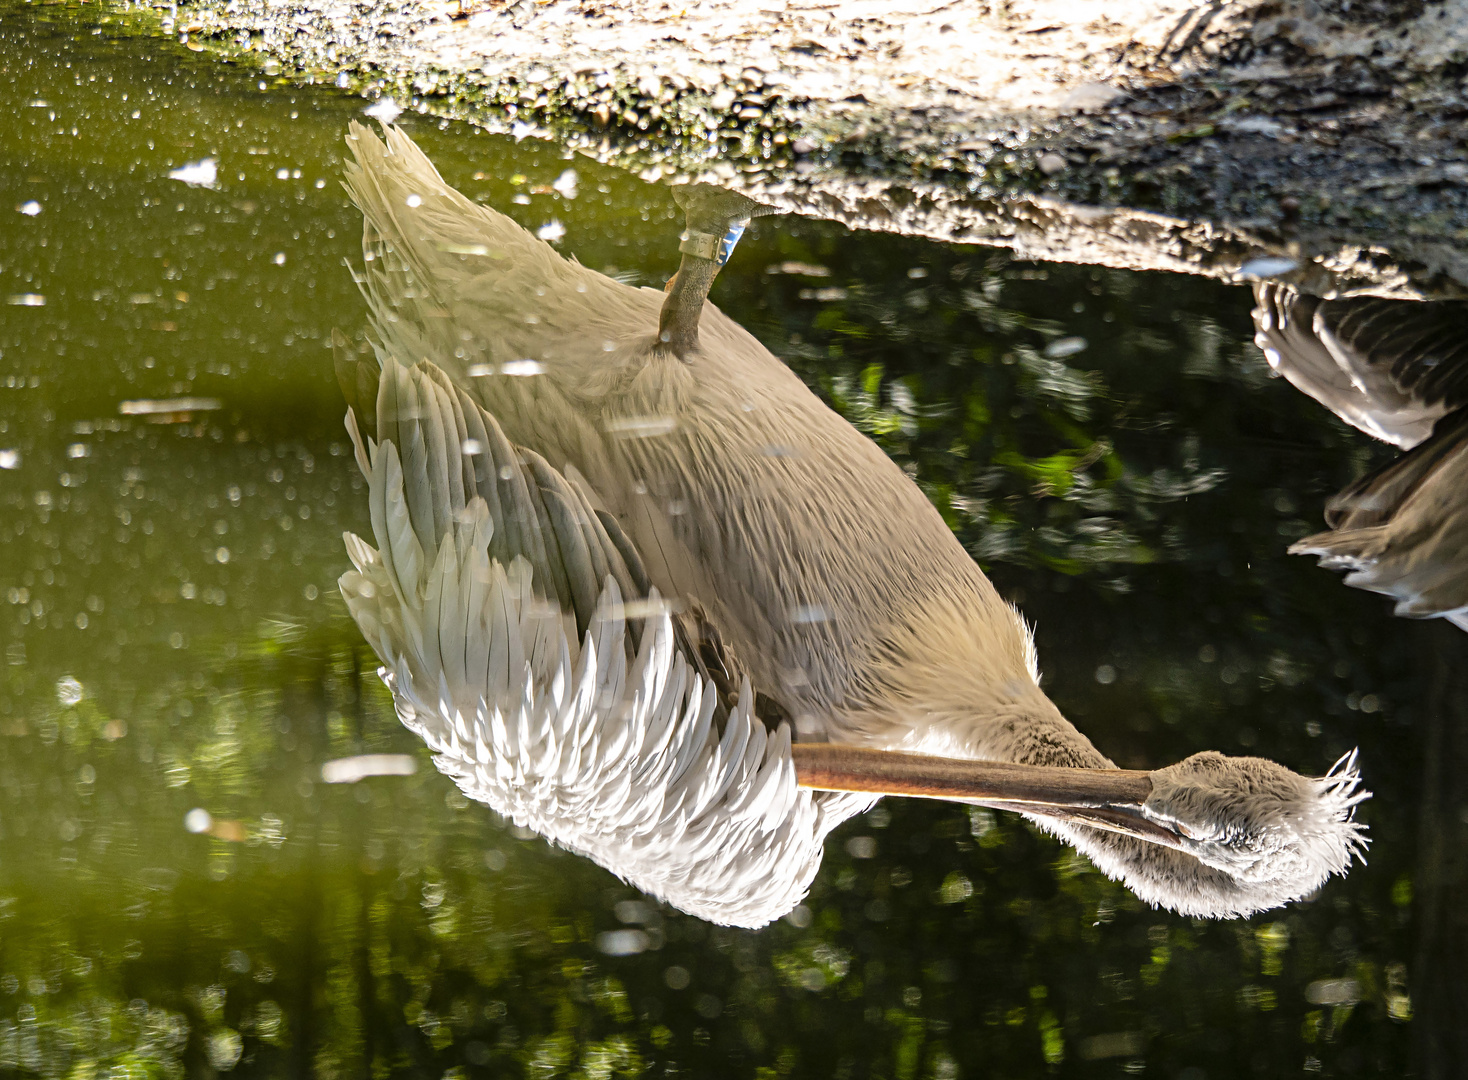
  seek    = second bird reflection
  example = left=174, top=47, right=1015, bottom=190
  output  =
left=333, top=122, right=1366, bottom=928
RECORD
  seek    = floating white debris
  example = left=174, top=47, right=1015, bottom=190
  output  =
left=552, top=168, right=579, bottom=199
left=789, top=604, right=831, bottom=624
left=364, top=97, right=403, bottom=124
left=605, top=415, right=676, bottom=438
left=0, top=450, right=18, bottom=470
left=1044, top=336, right=1088, bottom=359
left=118, top=397, right=223, bottom=417
left=168, top=158, right=218, bottom=188
left=275, top=167, right=290, bottom=180
left=596, top=929, right=651, bottom=956
left=18, top=201, right=41, bottom=217
left=7, top=295, right=44, bottom=307
left=184, top=808, right=213, bottom=834
left=537, top=220, right=566, bottom=243
left=1239, top=256, right=1298, bottom=280
left=67, top=443, right=89, bottom=459
left=500, top=358, right=544, bottom=376
left=511, top=120, right=535, bottom=142
left=321, top=754, right=418, bottom=784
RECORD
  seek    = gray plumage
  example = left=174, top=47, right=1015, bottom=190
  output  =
left=1256, top=284, right=1468, bottom=628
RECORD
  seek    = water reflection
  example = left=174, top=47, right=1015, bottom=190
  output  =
left=0, top=7, right=1436, bottom=1075
left=337, top=124, right=1367, bottom=929
left=1254, top=285, right=1468, bottom=629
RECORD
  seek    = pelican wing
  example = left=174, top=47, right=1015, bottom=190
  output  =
left=338, top=356, right=866, bottom=927
left=1252, top=284, right=1465, bottom=448
left=1290, top=409, right=1468, bottom=625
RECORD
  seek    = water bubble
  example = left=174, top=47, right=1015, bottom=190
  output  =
left=56, top=676, right=84, bottom=706
left=500, top=358, right=544, bottom=376
left=596, top=929, right=651, bottom=956
left=1094, top=664, right=1117, bottom=685
left=184, top=808, right=213, bottom=833
left=1045, top=336, right=1088, bottom=358
left=363, top=97, right=403, bottom=123
left=845, top=835, right=878, bottom=858
left=272, top=252, right=286, bottom=265
left=215, top=547, right=230, bottom=564
left=0, top=450, right=19, bottom=469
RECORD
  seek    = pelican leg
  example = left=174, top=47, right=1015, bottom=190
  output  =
left=658, top=185, right=772, bottom=359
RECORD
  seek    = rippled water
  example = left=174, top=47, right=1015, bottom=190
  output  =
left=2, top=4, right=1460, bottom=1077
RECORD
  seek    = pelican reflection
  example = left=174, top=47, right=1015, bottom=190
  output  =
left=335, top=123, right=1365, bottom=928
left=1253, top=284, right=1468, bottom=630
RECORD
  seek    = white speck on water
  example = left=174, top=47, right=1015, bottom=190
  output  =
left=405, top=193, right=423, bottom=208
left=501, top=358, right=545, bottom=376
left=67, top=443, right=89, bottom=459
left=215, top=547, right=230, bottom=564
left=845, top=835, right=878, bottom=858
left=1045, top=336, right=1088, bottom=358
left=511, top=121, right=534, bottom=142
left=789, top=604, right=831, bottom=624
left=537, top=220, right=566, bottom=242
left=907, top=266, right=928, bottom=279
left=184, top=808, right=213, bottom=834
left=0, top=450, right=19, bottom=469
left=7, top=294, right=45, bottom=307
left=321, top=754, right=418, bottom=784
left=596, top=930, right=651, bottom=956
left=56, top=676, right=84, bottom=706
left=273, top=252, right=286, bottom=265
left=275, top=167, right=290, bottom=180
left=314, top=178, right=325, bottom=189
left=119, top=397, right=222, bottom=416
left=336, top=72, right=350, bottom=88
left=168, top=158, right=217, bottom=188
left=18, top=201, right=41, bottom=216
left=605, top=415, right=675, bottom=438
left=1094, top=664, right=1116, bottom=685
left=364, top=97, right=403, bottom=123
left=552, top=169, right=579, bottom=199
left=1239, top=256, right=1298, bottom=280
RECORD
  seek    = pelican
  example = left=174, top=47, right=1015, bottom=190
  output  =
left=1253, top=284, right=1468, bottom=629
left=334, top=122, right=1366, bottom=928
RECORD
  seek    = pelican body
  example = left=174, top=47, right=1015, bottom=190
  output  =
left=336, top=123, right=1365, bottom=927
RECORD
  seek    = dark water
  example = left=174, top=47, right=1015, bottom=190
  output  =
left=1, top=4, right=1459, bottom=1077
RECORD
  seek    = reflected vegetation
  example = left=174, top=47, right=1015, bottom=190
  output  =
left=0, top=3, right=1458, bottom=1077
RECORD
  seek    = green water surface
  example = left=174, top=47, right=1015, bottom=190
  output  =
left=1, top=4, right=1458, bottom=1077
